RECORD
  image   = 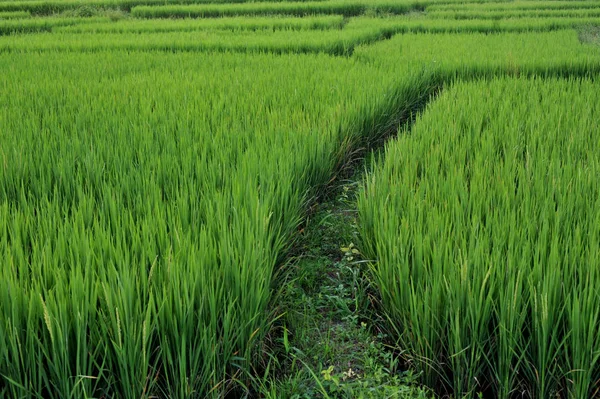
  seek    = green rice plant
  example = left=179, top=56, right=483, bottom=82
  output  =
left=564, top=252, right=600, bottom=398
left=2, top=7, right=600, bottom=399
left=130, top=0, right=429, bottom=19
left=0, top=10, right=30, bottom=18
left=0, top=0, right=319, bottom=15
left=429, top=7, right=600, bottom=20
left=15, top=16, right=600, bottom=56
left=347, top=15, right=600, bottom=35
left=354, top=30, right=600, bottom=76
left=427, top=0, right=600, bottom=13
left=0, top=25, right=390, bottom=55
left=55, top=15, right=346, bottom=34
left=0, top=49, right=431, bottom=398
left=358, top=77, right=600, bottom=398
left=0, top=16, right=107, bottom=35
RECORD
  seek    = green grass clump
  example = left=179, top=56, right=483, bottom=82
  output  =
left=358, top=76, right=600, bottom=398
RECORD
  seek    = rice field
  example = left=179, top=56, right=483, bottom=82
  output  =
left=1, top=0, right=600, bottom=398
left=55, top=15, right=346, bottom=33
left=358, top=77, right=600, bottom=398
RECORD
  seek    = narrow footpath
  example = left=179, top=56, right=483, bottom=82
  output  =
left=259, top=167, right=431, bottom=399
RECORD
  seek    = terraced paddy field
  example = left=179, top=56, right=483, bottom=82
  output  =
left=0, top=0, right=599, bottom=398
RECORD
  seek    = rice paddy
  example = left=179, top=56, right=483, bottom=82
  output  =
left=358, top=77, right=600, bottom=398
left=0, top=0, right=599, bottom=398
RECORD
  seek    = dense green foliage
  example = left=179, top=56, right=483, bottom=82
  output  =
left=0, top=10, right=30, bottom=19
left=130, top=0, right=426, bottom=18
left=0, top=50, right=431, bottom=397
left=354, top=29, right=600, bottom=73
left=0, top=0, right=317, bottom=15
left=430, top=7, right=600, bottom=19
left=1, top=0, right=600, bottom=397
left=0, top=27, right=386, bottom=54
left=55, top=15, right=346, bottom=33
left=428, top=0, right=600, bottom=12
left=0, top=16, right=109, bottom=35
left=358, top=77, right=600, bottom=397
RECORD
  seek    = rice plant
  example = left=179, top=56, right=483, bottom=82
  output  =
left=130, top=0, right=428, bottom=19
left=353, top=30, right=600, bottom=77
left=0, top=0, right=321, bottom=15
left=347, top=15, right=600, bottom=35
left=2, top=1, right=600, bottom=397
left=358, top=77, right=600, bottom=398
left=0, top=10, right=30, bottom=18
left=0, top=25, right=390, bottom=55
left=427, top=0, right=600, bottom=13
left=55, top=15, right=346, bottom=34
left=429, top=7, right=600, bottom=20
left=0, top=16, right=107, bottom=35
left=0, top=48, right=427, bottom=398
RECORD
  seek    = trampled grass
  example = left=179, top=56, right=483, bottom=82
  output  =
left=358, top=77, right=600, bottom=398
